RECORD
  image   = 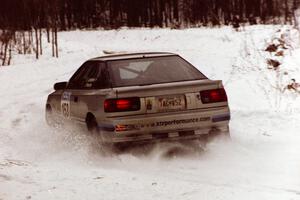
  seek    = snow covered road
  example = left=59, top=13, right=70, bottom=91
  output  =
left=0, top=25, right=300, bottom=200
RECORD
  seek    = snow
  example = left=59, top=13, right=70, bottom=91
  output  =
left=1, top=25, right=300, bottom=200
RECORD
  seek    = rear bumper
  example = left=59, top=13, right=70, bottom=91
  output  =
left=111, top=125, right=229, bottom=143
left=99, top=107, right=230, bottom=143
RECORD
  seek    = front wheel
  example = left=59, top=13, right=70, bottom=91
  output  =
left=45, top=104, right=61, bottom=128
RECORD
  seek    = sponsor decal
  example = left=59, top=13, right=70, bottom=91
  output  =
left=115, top=117, right=211, bottom=132
left=155, top=117, right=210, bottom=127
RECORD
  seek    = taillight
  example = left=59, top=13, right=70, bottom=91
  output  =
left=104, top=97, right=140, bottom=112
left=200, top=88, right=227, bottom=104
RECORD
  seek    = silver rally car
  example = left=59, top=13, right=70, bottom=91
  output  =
left=46, top=52, right=230, bottom=145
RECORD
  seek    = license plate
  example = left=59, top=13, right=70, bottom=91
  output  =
left=157, top=95, right=186, bottom=111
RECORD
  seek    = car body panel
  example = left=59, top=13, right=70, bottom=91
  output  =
left=46, top=52, right=230, bottom=144
left=103, top=107, right=230, bottom=139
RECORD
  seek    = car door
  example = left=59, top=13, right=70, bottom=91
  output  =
left=60, top=62, right=90, bottom=121
left=64, top=61, right=109, bottom=122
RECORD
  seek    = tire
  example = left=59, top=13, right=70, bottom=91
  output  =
left=86, top=115, right=113, bottom=153
left=86, top=115, right=99, bottom=135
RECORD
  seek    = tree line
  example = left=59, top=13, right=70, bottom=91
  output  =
left=1, top=0, right=299, bottom=30
left=0, top=0, right=300, bottom=65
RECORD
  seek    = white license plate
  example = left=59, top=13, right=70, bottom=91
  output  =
left=157, top=95, right=186, bottom=111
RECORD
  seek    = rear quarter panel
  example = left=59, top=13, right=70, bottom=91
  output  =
left=47, top=91, right=63, bottom=114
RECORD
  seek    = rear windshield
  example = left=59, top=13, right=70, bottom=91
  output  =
left=107, top=55, right=207, bottom=87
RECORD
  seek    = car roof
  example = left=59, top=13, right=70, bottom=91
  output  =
left=89, top=52, right=177, bottom=61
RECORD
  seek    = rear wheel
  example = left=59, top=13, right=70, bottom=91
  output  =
left=86, top=114, right=99, bottom=135
left=86, top=114, right=113, bottom=153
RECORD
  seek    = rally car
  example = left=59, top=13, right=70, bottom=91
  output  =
left=46, top=52, right=230, bottom=146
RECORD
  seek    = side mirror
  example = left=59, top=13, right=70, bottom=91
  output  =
left=54, top=82, right=67, bottom=90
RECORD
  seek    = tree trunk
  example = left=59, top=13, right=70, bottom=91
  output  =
left=39, top=28, right=43, bottom=55
left=52, top=28, right=55, bottom=57
left=22, top=31, right=26, bottom=54
left=8, top=43, right=12, bottom=65
left=55, top=26, right=58, bottom=58
left=35, top=27, right=39, bottom=59
left=28, top=29, right=33, bottom=54
left=46, top=27, right=50, bottom=43
left=2, top=42, right=8, bottom=66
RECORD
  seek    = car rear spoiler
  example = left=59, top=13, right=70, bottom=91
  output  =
left=113, top=79, right=224, bottom=94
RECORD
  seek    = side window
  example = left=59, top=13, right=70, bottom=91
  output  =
left=93, top=63, right=110, bottom=89
left=67, top=61, right=110, bottom=89
left=67, top=61, right=94, bottom=89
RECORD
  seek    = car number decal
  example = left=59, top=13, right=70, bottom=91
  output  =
left=61, top=91, right=71, bottom=118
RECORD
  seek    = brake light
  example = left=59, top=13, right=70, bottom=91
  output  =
left=200, top=88, right=227, bottom=104
left=104, top=97, right=140, bottom=112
